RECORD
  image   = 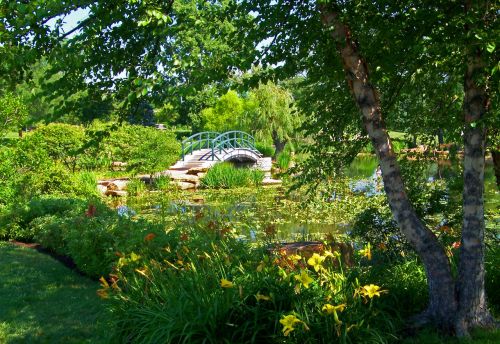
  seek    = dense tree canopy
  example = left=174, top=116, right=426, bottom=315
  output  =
left=0, top=92, right=28, bottom=137
left=1, top=0, right=256, bottom=117
left=199, top=90, right=247, bottom=132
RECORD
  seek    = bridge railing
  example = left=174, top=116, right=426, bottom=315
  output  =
left=211, top=131, right=259, bottom=160
left=181, top=130, right=262, bottom=161
left=181, top=131, right=220, bottom=160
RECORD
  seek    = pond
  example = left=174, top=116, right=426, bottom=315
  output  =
left=124, top=155, right=499, bottom=241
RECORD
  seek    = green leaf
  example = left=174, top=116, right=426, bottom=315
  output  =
left=486, top=43, right=495, bottom=53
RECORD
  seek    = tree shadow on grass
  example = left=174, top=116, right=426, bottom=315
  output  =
left=0, top=242, right=110, bottom=343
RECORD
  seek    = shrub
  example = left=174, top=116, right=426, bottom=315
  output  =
left=1, top=129, right=98, bottom=203
left=350, top=201, right=410, bottom=260
left=485, top=244, right=500, bottom=315
left=391, top=139, right=408, bottom=153
left=151, top=175, right=171, bottom=191
left=201, top=163, right=264, bottom=189
left=73, top=172, right=100, bottom=198
left=0, top=196, right=86, bottom=241
left=0, top=147, right=17, bottom=209
left=31, top=214, right=71, bottom=254
left=101, top=123, right=180, bottom=174
left=0, top=196, right=172, bottom=278
left=26, top=123, right=85, bottom=172
left=360, top=142, right=374, bottom=154
left=127, top=178, right=147, bottom=196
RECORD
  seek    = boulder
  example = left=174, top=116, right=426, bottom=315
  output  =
left=97, top=180, right=111, bottom=187
left=107, top=179, right=129, bottom=191
left=173, top=181, right=196, bottom=190
left=97, top=185, right=108, bottom=194
left=105, top=190, right=128, bottom=197
left=262, top=178, right=282, bottom=186
left=192, top=195, right=205, bottom=203
left=170, top=173, right=199, bottom=183
left=187, top=166, right=209, bottom=175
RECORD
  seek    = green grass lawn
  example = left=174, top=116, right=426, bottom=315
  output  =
left=401, top=328, right=500, bottom=344
left=388, top=130, right=408, bottom=140
left=0, top=242, right=110, bottom=344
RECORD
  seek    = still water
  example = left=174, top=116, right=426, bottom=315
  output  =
left=129, top=155, right=499, bottom=241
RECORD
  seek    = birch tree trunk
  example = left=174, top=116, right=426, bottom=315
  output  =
left=455, top=2, right=496, bottom=334
left=319, top=4, right=457, bottom=329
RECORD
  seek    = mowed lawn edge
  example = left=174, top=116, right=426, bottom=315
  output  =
left=0, top=241, right=110, bottom=344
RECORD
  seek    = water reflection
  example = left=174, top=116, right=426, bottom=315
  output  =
left=349, top=165, right=383, bottom=197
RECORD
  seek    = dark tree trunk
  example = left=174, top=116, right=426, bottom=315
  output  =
left=455, top=14, right=496, bottom=336
left=272, top=129, right=287, bottom=159
left=492, top=150, right=500, bottom=189
left=319, top=4, right=457, bottom=329
left=437, top=128, right=444, bottom=146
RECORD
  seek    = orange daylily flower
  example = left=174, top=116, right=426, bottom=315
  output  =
left=144, top=233, right=156, bottom=241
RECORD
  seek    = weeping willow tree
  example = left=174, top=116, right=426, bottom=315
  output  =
left=247, top=81, right=302, bottom=158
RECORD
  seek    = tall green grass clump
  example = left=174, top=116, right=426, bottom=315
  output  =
left=201, top=162, right=264, bottom=189
left=276, top=143, right=294, bottom=170
left=255, top=142, right=275, bottom=158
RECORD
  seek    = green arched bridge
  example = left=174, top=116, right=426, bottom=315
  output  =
left=170, top=131, right=271, bottom=172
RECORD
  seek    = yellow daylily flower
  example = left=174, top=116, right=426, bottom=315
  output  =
left=135, top=267, right=149, bottom=277
left=220, top=278, right=234, bottom=288
left=359, top=284, right=387, bottom=299
left=255, top=292, right=271, bottom=302
left=289, top=254, right=302, bottom=264
left=96, top=289, right=109, bottom=299
left=359, top=243, right=372, bottom=260
left=279, top=314, right=308, bottom=336
left=323, top=250, right=340, bottom=259
left=322, top=303, right=346, bottom=314
left=322, top=303, right=346, bottom=324
left=256, top=261, right=265, bottom=272
left=97, top=276, right=110, bottom=299
left=99, top=276, right=109, bottom=289
left=294, top=270, right=314, bottom=288
left=307, top=253, right=325, bottom=272
left=130, top=252, right=141, bottom=262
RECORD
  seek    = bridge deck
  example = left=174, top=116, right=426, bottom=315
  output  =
left=170, top=149, right=217, bottom=171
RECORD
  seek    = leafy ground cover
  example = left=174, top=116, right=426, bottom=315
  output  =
left=0, top=241, right=110, bottom=343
